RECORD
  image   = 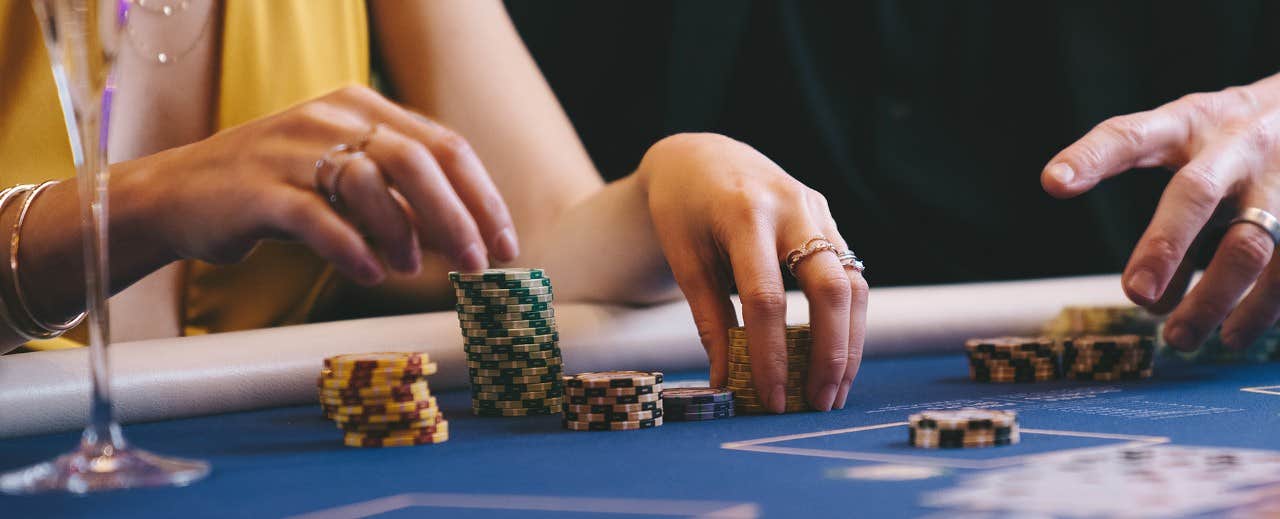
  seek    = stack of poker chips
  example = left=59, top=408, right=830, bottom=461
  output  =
left=1063, top=335, right=1155, bottom=381
left=1042, top=305, right=1161, bottom=339
left=726, top=324, right=811, bottom=413
left=661, top=387, right=734, bottom=421
left=319, top=352, right=449, bottom=448
left=450, top=268, right=564, bottom=417
left=561, top=371, right=665, bottom=431
left=964, top=337, right=1062, bottom=383
left=1156, top=322, right=1280, bottom=364
left=908, top=409, right=1019, bottom=449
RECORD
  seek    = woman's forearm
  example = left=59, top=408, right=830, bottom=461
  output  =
left=0, top=162, right=175, bottom=353
left=520, top=171, right=680, bottom=305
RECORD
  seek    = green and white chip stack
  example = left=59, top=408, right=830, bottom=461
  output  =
left=450, top=268, right=564, bottom=417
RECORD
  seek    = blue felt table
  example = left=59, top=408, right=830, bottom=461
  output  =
left=2, top=354, right=1277, bottom=518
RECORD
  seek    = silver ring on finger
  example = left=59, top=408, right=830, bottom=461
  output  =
left=1231, top=207, right=1280, bottom=247
left=836, top=249, right=865, bottom=273
left=313, top=125, right=382, bottom=207
left=785, top=236, right=838, bottom=277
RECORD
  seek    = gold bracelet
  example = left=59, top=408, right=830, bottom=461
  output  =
left=0, top=184, right=50, bottom=341
left=11, top=180, right=85, bottom=337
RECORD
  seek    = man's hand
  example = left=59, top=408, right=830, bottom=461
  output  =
left=1042, top=74, right=1280, bottom=352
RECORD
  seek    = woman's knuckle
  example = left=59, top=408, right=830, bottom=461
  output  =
left=741, top=288, right=786, bottom=316
left=812, top=273, right=852, bottom=306
left=434, top=130, right=474, bottom=159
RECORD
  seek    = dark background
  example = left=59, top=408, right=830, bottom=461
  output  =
left=504, top=0, right=1280, bottom=287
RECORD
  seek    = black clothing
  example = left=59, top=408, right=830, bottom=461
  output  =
left=505, top=0, right=1280, bottom=286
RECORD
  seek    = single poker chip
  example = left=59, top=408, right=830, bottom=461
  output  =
left=727, top=324, right=812, bottom=339
left=562, top=416, right=663, bottom=431
left=318, top=379, right=430, bottom=398
left=466, top=350, right=561, bottom=363
left=566, top=393, right=661, bottom=405
left=661, top=386, right=734, bottom=405
left=457, top=309, right=556, bottom=322
left=323, top=397, right=437, bottom=417
left=668, top=408, right=735, bottom=421
left=324, top=352, right=431, bottom=372
left=459, top=318, right=555, bottom=330
left=466, top=358, right=562, bottom=370
left=457, top=302, right=552, bottom=314
left=472, top=406, right=557, bottom=417
left=562, top=408, right=663, bottom=422
left=323, top=363, right=437, bottom=379
left=664, top=401, right=734, bottom=414
left=450, top=268, right=546, bottom=283
left=451, top=278, right=552, bottom=290
left=464, top=341, right=559, bottom=354
left=464, top=333, right=559, bottom=346
left=462, top=326, right=557, bottom=338
left=472, top=373, right=561, bottom=385
left=319, top=390, right=432, bottom=407
left=455, top=286, right=553, bottom=298
left=331, top=407, right=440, bottom=425
left=344, top=427, right=450, bottom=448
left=455, top=294, right=554, bottom=306
left=469, top=365, right=562, bottom=377
left=564, top=384, right=660, bottom=397
left=472, top=397, right=563, bottom=409
left=563, top=371, right=664, bottom=388
left=474, top=381, right=558, bottom=393
left=563, top=401, right=661, bottom=413
left=336, top=415, right=442, bottom=432
left=318, top=373, right=432, bottom=390
left=472, top=389, right=563, bottom=401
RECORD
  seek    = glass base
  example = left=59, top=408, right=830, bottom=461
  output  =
left=0, top=432, right=209, bottom=495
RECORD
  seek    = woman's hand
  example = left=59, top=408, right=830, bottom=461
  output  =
left=1042, top=73, right=1280, bottom=352
left=135, top=85, right=519, bottom=284
left=638, top=133, right=868, bottom=413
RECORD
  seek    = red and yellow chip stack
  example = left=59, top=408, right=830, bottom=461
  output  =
left=319, top=352, right=450, bottom=448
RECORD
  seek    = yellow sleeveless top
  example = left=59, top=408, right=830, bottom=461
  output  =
left=0, top=0, right=369, bottom=347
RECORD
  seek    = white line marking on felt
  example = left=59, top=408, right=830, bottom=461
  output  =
left=288, top=493, right=761, bottom=519
left=721, top=421, right=1169, bottom=470
left=1241, top=385, right=1280, bottom=396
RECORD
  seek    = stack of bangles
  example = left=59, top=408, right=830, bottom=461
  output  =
left=785, top=236, right=865, bottom=277
left=0, top=181, right=85, bottom=340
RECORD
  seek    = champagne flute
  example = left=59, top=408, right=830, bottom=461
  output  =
left=0, top=0, right=209, bottom=494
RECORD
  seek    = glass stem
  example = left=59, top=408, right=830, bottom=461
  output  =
left=78, top=75, right=123, bottom=450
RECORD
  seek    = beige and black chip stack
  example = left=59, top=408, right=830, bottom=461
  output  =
left=964, top=337, right=1062, bottom=383
left=319, top=352, right=449, bottom=448
left=450, top=268, right=564, bottom=417
left=727, top=324, right=811, bottom=413
left=1063, top=335, right=1155, bottom=381
left=561, top=371, right=665, bottom=431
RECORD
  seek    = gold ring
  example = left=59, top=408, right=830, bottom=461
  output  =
left=785, top=236, right=838, bottom=277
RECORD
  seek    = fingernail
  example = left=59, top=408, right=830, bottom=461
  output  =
left=768, top=384, right=786, bottom=414
left=457, top=243, right=487, bottom=271
left=1126, top=269, right=1159, bottom=302
left=1165, top=323, right=1194, bottom=351
left=814, top=383, right=839, bottom=412
left=1047, top=163, right=1075, bottom=185
left=492, top=228, right=519, bottom=262
left=834, top=380, right=852, bottom=410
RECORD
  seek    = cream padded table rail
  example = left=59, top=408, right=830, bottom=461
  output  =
left=0, top=274, right=1132, bottom=438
